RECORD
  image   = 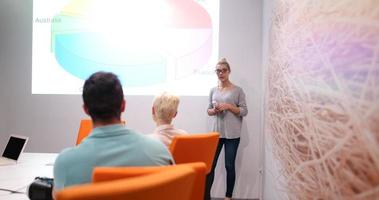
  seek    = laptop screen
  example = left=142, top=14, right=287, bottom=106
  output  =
left=2, top=136, right=27, bottom=160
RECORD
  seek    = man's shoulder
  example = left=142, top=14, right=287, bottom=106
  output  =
left=54, top=147, right=78, bottom=168
left=55, top=143, right=95, bottom=164
left=119, top=127, right=145, bottom=138
left=136, top=133, right=163, bottom=145
left=135, top=133, right=168, bottom=150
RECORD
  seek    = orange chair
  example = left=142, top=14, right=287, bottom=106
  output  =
left=93, top=162, right=207, bottom=200
left=55, top=165, right=196, bottom=200
left=75, top=119, right=126, bottom=145
left=75, top=119, right=93, bottom=145
left=169, top=132, right=219, bottom=174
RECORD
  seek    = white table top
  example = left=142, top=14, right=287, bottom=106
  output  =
left=0, top=152, right=57, bottom=200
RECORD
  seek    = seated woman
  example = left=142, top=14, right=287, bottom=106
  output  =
left=149, top=91, right=187, bottom=148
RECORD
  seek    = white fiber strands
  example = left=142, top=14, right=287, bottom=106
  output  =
left=267, top=0, right=379, bottom=199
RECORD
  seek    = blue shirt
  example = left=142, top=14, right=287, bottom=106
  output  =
left=53, top=124, right=173, bottom=189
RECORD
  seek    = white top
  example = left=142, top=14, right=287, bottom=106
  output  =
left=149, top=124, right=187, bottom=148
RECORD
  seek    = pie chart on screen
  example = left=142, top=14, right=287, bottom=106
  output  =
left=50, top=0, right=213, bottom=86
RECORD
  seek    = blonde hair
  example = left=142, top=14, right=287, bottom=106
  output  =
left=153, top=92, right=180, bottom=123
left=217, top=58, right=231, bottom=72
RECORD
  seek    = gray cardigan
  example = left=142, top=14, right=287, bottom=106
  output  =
left=208, top=86, right=248, bottom=138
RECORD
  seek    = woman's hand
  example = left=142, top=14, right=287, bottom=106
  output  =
left=216, top=103, right=231, bottom=111
left=208, top=107, right=221, bottom=116
left=216, top=103, right=240, bottom=115
left=209, top=102, right=239, bottom=116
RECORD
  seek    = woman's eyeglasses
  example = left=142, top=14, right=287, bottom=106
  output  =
left=215, top=69, right=228, bottom=74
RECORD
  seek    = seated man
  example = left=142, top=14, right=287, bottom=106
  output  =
left=149, top=91, right=187, bottom=148
left=53, top=72, right=173, bottom=190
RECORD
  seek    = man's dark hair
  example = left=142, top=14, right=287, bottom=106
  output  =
left=82, top=72, right=124, bottom=123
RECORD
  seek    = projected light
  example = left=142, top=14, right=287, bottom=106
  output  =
left=32, top=0, right=219, bottom=95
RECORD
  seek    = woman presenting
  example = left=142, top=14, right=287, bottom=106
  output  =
left=205, top=58, right=248, bottom=200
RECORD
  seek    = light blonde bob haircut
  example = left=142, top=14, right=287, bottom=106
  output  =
left=152, top=92, right=180, bottom=124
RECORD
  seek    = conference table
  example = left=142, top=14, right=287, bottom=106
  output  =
left=0, top=152, right=57, bottom=200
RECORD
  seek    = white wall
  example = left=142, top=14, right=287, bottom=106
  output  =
left=0, top=0, right=29, bottom=152
left=0, top=40, right=6, bottom=150
left=0, top=30, right=6, bottom=149
left=0, top=75, right=6, bottom=149
left=211, top=0, right=263, bottom=199
left=0, top=0, right=85, bottom=151
left=0, top=0, right=263, bottom=199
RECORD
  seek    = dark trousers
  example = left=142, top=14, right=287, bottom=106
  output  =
left=205, top=138, right=240, bottom=199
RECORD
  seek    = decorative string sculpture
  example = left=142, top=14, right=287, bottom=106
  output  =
left=267, top=0, right=379, bottom=199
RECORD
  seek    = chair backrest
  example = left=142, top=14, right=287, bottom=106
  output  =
left=75, top=119, right=93, bottom=145
left=93, top=162, right=207, bottom=200
left=169, top=132, right=219, bottom=173
left=55, top=165, right=196, bottom=200
left=75, top=119, right=126, bottom=145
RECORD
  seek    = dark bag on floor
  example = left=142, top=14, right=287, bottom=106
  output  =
left=27, top=177, right=54, bottom=200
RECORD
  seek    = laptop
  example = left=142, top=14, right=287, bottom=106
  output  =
left=0, top=135, right=28, bottom=166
